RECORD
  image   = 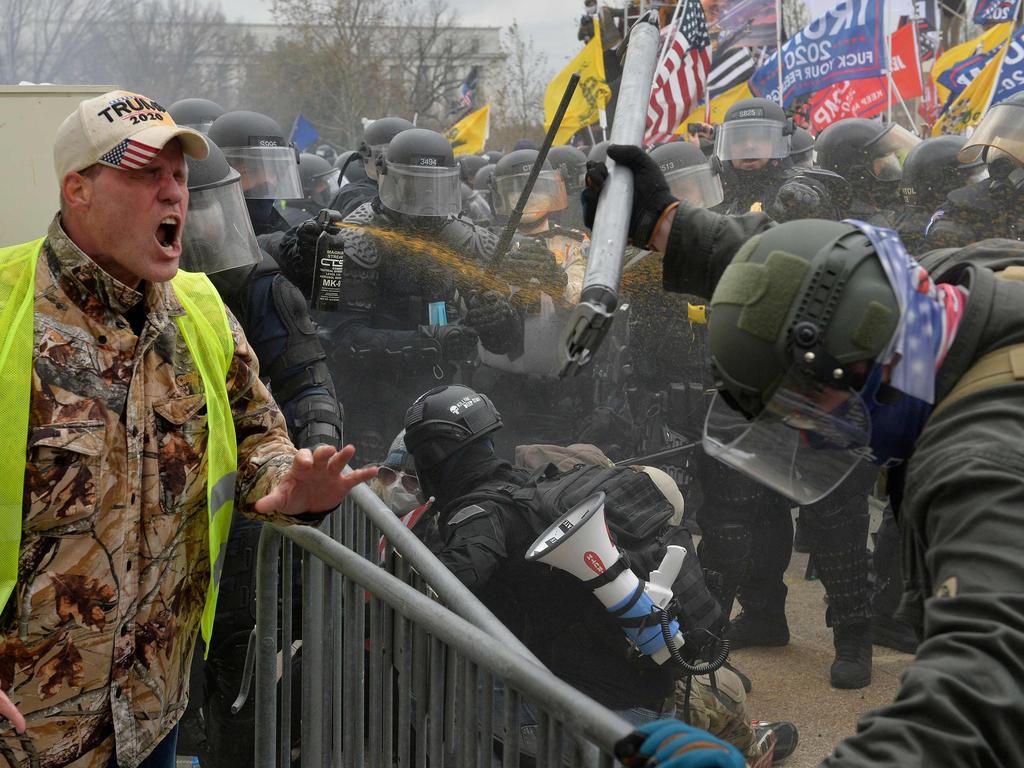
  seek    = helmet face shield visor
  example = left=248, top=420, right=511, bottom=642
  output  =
left=664, top=164, right=724, bottom=208
left=492, top=170, right=568, bottom=220
left=714, top=120, right=790, bottom=162
left=703, top=372, right=871, bottom=504
left=868, top=124, right=920, bottom=181
left=379, top=162, right=462, bottom=217
left=182, top=179, right=262, bottom=276
left=311, top=168, right=341, bottom=207
left=960, top=101, right=1024, bottom=165
left=222, top=146, right=303, bottom=200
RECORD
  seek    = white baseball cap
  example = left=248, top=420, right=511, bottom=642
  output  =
left=54, top=90, right=209, bottom=180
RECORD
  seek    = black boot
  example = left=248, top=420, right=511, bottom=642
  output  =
left=728, top=610, right=790, bottom=649
left=831, top=620, right=872, bottom=689
left=872, top=612, right=919, bottom=654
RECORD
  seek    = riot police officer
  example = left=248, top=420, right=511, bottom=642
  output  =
left=789, top=126, right=815, bottom=168
left=649, top=141, right=725, bottom=210
left=178, top=138, right=343, bottom=768
left=925, top=93, right=1024, bottom=248
left=281, top=152, right=341, bottom=226
left=209, top=110, right=304, bottom=236
left=814, top=117, right=920, bottom=225
left=167, top=97, right=225, bottom=134
left=895, top=135, right=987, bottom=253
left=329, top=116, right=414, bottom=218
left=548, top=144, right=589, bottom=229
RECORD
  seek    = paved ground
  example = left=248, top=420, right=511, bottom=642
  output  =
left=732, top=508, right=914, bottom=767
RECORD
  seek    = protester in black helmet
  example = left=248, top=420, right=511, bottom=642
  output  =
left=548, top=144, right=589, bottom=229
left=281, top=152, right=341, bottom=226
left=167, top=97, right=225, bottom=134
left=329, top=116, right=415, bottom=218
left=178, top=138, right=342, bottom=768
left=895, top=135, right=987, bottom=253
left=585, top=142, right=1024, bottom=768
left=208, top=110, right=303, bottom=235
left=814, top=117, right=920, bottom=225
left=271, top=128, right=520, bottom=461
left=925, top=93, right=1024, bottom=248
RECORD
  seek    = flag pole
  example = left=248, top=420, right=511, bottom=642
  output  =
left=657, top=0, right=689, bottom=71
left=886, top=8, right=894, bottom=123
left=775, top=0, right=785, bottom=107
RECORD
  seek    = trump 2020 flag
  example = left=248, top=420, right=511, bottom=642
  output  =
left=749, top=0, right=886, bottom=108
left=645, top=0, right=712, bottom=146
left=974, top=0, right=1022, bottom=25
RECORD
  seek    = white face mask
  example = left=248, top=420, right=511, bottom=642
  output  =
left=381, top=484, right=423, bottom=516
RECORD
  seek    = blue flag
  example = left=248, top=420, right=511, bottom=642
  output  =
left=749, top=0, right=886, bottom=108
left=290, top=114, right=319, bottom=151
left=973, top=0, right=1021, bottom=25
left=993, top=26, right=1024, bottom=103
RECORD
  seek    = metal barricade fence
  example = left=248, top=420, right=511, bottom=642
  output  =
left=246, top=481, right=637, bottom=768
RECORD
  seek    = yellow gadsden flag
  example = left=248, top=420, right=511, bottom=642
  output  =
left=932, top=22, right=1012, bottom=107
left=676, top=81, right=753, bottom=134
left=933, top=41, right=1007, bottom=136
left=446, top=104, right=490, bottom=156
left=545, top=20, right=612, bottom=145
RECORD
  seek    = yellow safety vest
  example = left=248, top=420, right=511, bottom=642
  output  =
left=0, top=238, right=237, bottom=654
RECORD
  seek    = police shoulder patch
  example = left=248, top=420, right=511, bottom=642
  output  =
left=447, top=504, right=488, bottom=527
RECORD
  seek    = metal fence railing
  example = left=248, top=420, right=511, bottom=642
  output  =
left=243, top=481, right=636, bottom=768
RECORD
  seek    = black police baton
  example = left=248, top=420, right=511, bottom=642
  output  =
left=490, top=73, right=581, bottom=269
left=559, top=12, right=661, bottom=377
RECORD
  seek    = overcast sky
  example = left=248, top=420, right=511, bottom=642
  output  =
left=218, top=0, right=588, bottom=77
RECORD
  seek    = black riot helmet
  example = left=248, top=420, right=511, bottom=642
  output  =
left=790, top=127, right=815, bottom=168
left=298, top=152, right=341, bottom=206
left=900, top=136, right=988, bottom=208
left=404, top=385, right=503, bottom=470
left=335, top=150, right=369, bottom=183
left=649, top=141, right=724, bottom=208
left=473, top=163, right=496, bottom=193
left=483, top=150, right=504, bottom=164
left=715, top=97, right=793, bottom=166
left=208, top=111, right=303, bottom=200
left=360, top=117, right=415, bottom=179
left=548, top=145, right=588, bottom=192
left=168, top=98, right=225, bottom=134
left=378, top=128, right=462, bottom=219
left=815, top=118, right=920, bottom=187
left=181, top=138, right=262, bottom=290
left=315, top=143, right=337, bottom=165
left=490, top=149, right=568, bottom=224
left=459, top=154, right=490, bottom=185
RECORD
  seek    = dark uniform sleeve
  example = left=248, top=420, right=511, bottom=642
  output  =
left=437, top=503, right=509, bottom=590
left=822, top=402, right=1024, bottom=766
left=661, top=202, right=775, bottom=299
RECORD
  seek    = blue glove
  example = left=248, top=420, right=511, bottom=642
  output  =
left=619, top=720, right=745, bottom=768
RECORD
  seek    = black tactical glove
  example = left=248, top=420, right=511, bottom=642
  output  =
left=419, top=324, right=480, bottom=362
left=770, top=181, right=824, bottom=222
left=465, top=290, right=523, bottom=357
left=498, top=238, right=569, bottom=298
left=581, top=144, right=678, bottom=247
left=296, top=217, right=325, bottom=271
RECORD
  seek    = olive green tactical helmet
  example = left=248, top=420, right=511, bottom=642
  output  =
left=708, top=220, right=900, bottom=418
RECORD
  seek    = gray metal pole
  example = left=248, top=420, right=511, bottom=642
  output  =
left=300, top=526, right=326, bottom=768
left=254, top=526, right=281, bottom=768
left=559, top=11, right=662, bottom=377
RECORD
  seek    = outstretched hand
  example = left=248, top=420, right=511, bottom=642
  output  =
left=255, top=444, right=378, bottom=517
left=0, top=689, right=25, bottom=734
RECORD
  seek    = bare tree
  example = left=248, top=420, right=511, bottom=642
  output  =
left=490, top=21, right=549, bottom=150
left=0, top=0, right=123, bottom=84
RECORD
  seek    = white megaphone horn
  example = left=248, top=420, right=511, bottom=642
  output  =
left=525, top=492, right=686, bottom=665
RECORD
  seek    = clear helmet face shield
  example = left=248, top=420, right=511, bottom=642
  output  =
left=379, top=162, right=462, bottom=217
left=181, top=178, right=263, bottom=277
left=222, top=145, right=304, bottom=200
left=867, top=124, right=920, bottom=181
left=663, top=164, right=724, bottom=208
left=492, top=170, right=568, bottom=223
left=714, top=119, right=790, bottom=162
left=959, top=102, right=1024, bottom=166
left=703, top=371, right=872, bottom=504
left=310, top=168, right=341, bottom=207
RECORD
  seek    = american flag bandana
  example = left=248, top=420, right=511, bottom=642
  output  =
left=98, top=138, right=161, bottom=170
left=849, top=221, right=967, bottom=405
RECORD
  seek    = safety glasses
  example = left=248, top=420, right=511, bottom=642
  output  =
left=376, top=466, right=421, bottom=494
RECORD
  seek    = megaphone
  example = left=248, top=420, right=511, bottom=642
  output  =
left=525, top=492, right=686, bottom=665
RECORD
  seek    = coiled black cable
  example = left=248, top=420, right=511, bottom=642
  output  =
left=658, top=609, right=730, bottom=676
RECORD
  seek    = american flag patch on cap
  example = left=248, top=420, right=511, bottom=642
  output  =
left=99, top=138, right=160, bottom=170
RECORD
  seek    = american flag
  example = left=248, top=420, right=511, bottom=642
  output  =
left=99, top=138, right=160, bottom=170
left=645, top=0, right=712, bottom=146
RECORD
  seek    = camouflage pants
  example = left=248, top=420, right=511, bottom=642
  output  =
left=674, top=667, right=769, bottom=761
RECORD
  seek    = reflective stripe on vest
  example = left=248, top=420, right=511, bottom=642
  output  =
left=0, top=240, right=237, bottom=655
